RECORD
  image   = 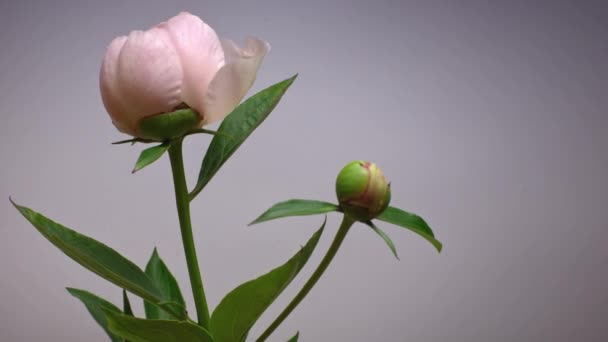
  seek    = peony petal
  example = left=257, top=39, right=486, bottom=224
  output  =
left=201, top=37, right=270, bottom=124
left=116, top=28, right=183, bottom=132
left=164, top=12, right=225, bottom=117
left=100, top=36, right=133, bottom=135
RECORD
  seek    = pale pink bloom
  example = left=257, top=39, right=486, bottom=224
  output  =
left=100, top=12, right=269, bottom=137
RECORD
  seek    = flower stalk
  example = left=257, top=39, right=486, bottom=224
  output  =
left=256, top=215, right=356, bottom=342
left=168, top=137, right=210, bottom=328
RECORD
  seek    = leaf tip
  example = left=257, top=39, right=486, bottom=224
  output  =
left=8, top=196, right=23, bottom=212
left=436, top=241, right=443, bottom=253
left=149, top=247, right=161, bottom=261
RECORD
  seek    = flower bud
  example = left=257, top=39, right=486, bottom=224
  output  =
left=100, top=12, right=270, bottom=140
left=336, top=160, right=391, bottom=221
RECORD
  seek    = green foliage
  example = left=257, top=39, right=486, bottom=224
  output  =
left=122, top=289, right=134, bottom=317
left=365, top=221, right=399, bottom=260
left=250, top=199, right=339, bottom=225
left=144, top=248, right=186, bottom=320
left=67, top=288, right=122, bottom=342
left=105, top=311, right=214, bottom=342
left=376, top=206, right=442, bottom=252
left=210, top=221, right=325, bottom=342
left=11, top=200, right=185, bottom=319
left=189, top=75, right=297, bottom=200
left=132, top=143, right=170, bottom=173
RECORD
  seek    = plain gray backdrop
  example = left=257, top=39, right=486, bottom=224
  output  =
left=1, top=0, right=607, bottom=341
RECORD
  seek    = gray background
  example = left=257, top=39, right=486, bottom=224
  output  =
left=1, top=0, right=607, bottom=341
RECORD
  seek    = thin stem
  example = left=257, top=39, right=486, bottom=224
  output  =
left=256, top=215, right=356, bottom=342
left=168, top=138, right=210, bottom=328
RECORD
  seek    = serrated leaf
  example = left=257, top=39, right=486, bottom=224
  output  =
left=287, top=331, right=300, bottom=342
left=250, top=199, right=339, bottom=225
left=105, top=311, right=214, bottom=342
left=67, top=288, right=122, bottom=342
left=376, top=206, right=442, bottom=252
left=365, top=221, right=399, bottom=260
left=210, top=219, right=325, bottom=342
left=189, top=75, right=297, bottom=200
left=144, top=248, right=186, bottom=320
left=12, top=200, right=183, bottom=319
left=132, top=143, right=170, bottom=173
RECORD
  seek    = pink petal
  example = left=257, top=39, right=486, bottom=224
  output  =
left=164, top=12, right=225, bottom=117
left=201, top=37, right=270, bottom=124
left=115, top=28, right=183, bottom=131
left=100, top=36, right=133, bottom=134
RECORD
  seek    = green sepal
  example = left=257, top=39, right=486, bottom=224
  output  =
left=144, top=248, right=186, bottom=320
left=67, top=288, right=122, bottom=342
left=11, top=200, right=184, bottom=319
left=104, top=310, right=214, bottom=342
left=137, top=108, right=201, bottom=141
left=365, top=221, right=399, bottom=260
left=210, top=218, right=325, bottom=342
left=112, top=138, right=157, bottom=145
left=376, top=206, right=442, bottom=252
left=249, top=199, right=339, bottom=225
left=132, top=143, right=170, bottom=173
left=189, top=75, right=297, bottom=200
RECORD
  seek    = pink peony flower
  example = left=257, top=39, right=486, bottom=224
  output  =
left=100, top=12, right=269, bottom=137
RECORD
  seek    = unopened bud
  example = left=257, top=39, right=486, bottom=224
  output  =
left=335, top=160, right=391, bottom=221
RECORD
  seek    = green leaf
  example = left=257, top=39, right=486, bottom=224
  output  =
left=122, top=290, right=133, bottom=342
left=210, top=219, right=325, bottom=342
left=105, top=311, right=214, bottom=342
left=376, top=206, right=442, bottom=252
left=189, top=75, right=297, bottom=200
left=123, top=289, right=133, bottom=316
left=144, top=248, right=186, bottom=320
left=132, top=143, right=170, bottom=173
left=250, top=199, right=339, bottom=225
left=67, top=288, right=122, bottom=342
left=11, top=200, right=183, bottom=318
left=288, top=332, right=300, bottom=342
left=365, top=221, right=399, bottom=260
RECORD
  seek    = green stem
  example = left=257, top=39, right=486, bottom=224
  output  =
left=168, top=138, right=210, bottom=328
left=256, top=215, right=356, bottom=342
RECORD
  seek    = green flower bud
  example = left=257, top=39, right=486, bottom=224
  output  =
left=336, top=160, right=391, bottom=221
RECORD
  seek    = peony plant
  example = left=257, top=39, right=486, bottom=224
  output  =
left=12, top=12, right=442, bottom=342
